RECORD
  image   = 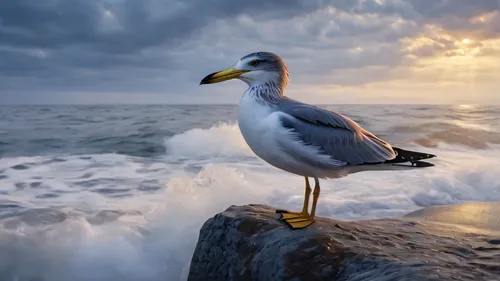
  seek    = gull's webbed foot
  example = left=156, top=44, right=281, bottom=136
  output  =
left=277, top=210, right=314, bottom=229
left=276, top=210, right=302, bottom=220
left=282, top=215, right=314, bottom=229
left=276, top=177, right=318, bottom=229
left=278, top=211, right=307, bottom=220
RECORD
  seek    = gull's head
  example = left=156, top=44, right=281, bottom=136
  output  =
left=200, top=52, right=289, bottom=88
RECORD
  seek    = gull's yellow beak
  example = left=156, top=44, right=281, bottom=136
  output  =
left=200, top=68, right=249, bottom=85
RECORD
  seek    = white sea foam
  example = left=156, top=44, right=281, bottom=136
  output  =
left=2, top=123, right=500, bottom=280
left=164, top=122, right=253, bottom=159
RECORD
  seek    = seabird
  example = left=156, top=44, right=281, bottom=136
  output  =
left=200, top=52, right=436, bottom=229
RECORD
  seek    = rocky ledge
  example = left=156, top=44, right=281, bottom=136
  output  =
left=188, top=204, right=500, bottom=281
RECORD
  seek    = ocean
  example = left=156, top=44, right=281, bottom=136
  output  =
left=1, top=104, right=500, bottom=281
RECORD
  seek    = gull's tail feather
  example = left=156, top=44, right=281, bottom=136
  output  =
left=385, top=147, right=436, bottom=167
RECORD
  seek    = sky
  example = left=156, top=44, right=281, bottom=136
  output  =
left=1, top=0, right=499, bottom=104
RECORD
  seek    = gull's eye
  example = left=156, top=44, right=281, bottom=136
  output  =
left=248, top=59, right=260, bottom=67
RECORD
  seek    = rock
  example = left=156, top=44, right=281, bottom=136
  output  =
left=188, top=204, right=500, bottom=281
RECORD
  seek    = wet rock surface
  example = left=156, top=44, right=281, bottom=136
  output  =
left=188, top=204, right=500, bottom=281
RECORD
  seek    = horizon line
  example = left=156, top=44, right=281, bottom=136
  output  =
left=0, top=103, right=489, bottom=106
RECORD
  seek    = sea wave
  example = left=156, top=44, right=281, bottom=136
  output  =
left=164, top=122, right=254, bottom=159
left=2, top=147, right=500, bottom=280
left=2, top=105, right=500, bottom=281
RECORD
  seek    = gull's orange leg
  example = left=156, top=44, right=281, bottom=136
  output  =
left=277, top=177, right=312, bottom=219
left=280, top=177, right=320, bottom=229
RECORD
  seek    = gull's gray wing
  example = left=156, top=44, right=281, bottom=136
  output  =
left=276, top=99, right=396, bottom=166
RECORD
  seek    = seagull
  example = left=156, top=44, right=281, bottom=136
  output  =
left=200, top=52, right=436, bottom=229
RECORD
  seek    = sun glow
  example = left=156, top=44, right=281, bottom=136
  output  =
left=399, top=24, right=500, bottom=95
left=402, top=25, right=485, bottom=60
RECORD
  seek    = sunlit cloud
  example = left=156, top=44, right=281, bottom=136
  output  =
left=469, top=11, right=497, bottom=24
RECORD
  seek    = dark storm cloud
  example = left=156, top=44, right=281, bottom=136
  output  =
left=0, top=0, right=329, bottom=96
left=0, top=0, right=327, bottom=52
left=0, top=0, right=358, bottom=99
left=0, top=0, right=499, bottom=103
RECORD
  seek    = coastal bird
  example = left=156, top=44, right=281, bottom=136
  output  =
left=200, top=52, right=436, bottom=229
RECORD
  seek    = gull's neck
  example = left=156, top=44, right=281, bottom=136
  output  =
left=245, top=80, right=284, bottom=104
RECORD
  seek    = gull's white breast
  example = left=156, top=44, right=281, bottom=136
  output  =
left=237, top=92, right=320, bottom=177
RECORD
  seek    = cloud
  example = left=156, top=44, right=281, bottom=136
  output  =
left=0, top=0, right=499, bottom=104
